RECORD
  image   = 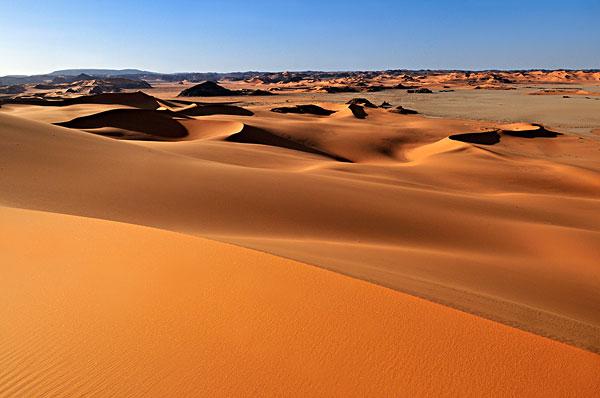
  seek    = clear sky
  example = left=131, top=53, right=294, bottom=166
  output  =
left=1, top=0, right=599, bottom=75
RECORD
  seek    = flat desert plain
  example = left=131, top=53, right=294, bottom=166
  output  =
left=1, top=70, right=599, bottom=396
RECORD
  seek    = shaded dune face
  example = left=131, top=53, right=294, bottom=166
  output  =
left=501, top=123, right=561, bottom=138
left=176, top=104, right=254, bottom=117
left=449, top=124, right=561, bottom=145
left=55, top=108, right=189, bottom=139
left=449, top=130, right=501, bottom=145
left=52, top=103, right=255, bottom=140
left=226, top=124, right=352, bottom=162
left=2, top=91, right=166, bottom=109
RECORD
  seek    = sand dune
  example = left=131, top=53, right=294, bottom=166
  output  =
left=1, top=106, right=599, bottom=356
left=226, top=124, right=352, bottom=162
left=176, top=103, right=254, bottom=117
left=1, top=206, right=599, bottom=397
left=2, top=91, right=169, bottom=109
left=448, top=123, right=561, bottom=145
left=55, top=108, right=189, bottom=139
left=1, top=82, right=600, bottom=395
left=499, top=122, right=561, bottom=138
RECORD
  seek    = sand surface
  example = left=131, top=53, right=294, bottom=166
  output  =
left=1, top=80, right=599, bottom=395
left=1, top=206, right=599, bottom=397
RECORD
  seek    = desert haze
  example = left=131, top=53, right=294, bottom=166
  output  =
left=1, top=66, right=599, bottom=397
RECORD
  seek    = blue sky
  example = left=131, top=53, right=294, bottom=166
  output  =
left=1, top=0, right=599, bottom=75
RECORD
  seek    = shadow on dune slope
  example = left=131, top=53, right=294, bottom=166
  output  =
left=501, top=123, right=562, bottom=138
left=2, top=91, right=171, bottom=110
left=449, top=124, right=561, bottom=145
left=55, top=108, right=188, bottom=139
left=449, top=130, right=502, bottom=145
left=226, top=125, right=352, bottom=162
left=176, top=104, right=254, bottom=117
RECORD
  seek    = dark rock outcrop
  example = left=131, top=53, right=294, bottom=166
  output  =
left=103, top=78, right=152, bottom=89
left=0, top=85, right=26, bottom=94
left=178, top=81, right=276, bottom=97
left=348, top=103, right=367, bottom=119
left=390, top=106, right=418, bottom=115
left=407, top=88, right=433, bottom=93
left=346, top=98, right=377, bottom=108
left=178, top=81, right=235, bottom=97
left=366, top=85, right=390, bottom=92
left=240, top=88, right=275, bottom=96
left=34, top=83, right=56, bottom=89
left=271, top=104, right=336, bottom=116
left=322, top=86, right=359, bottom=93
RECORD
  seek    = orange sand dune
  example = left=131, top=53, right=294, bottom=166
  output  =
left=55, top=108, right=189, bottom=139
left=1, top=107, right=599, bottom=356
left=1, top=206, right=599, bottom=397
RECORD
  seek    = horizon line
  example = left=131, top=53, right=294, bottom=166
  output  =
left=3, top=67, right=600, bottom=78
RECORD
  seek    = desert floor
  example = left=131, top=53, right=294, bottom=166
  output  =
left=1, top=81, right=599, bottom=396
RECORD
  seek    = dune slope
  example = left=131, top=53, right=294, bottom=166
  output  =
left=1, top=107, right=599, bottom=355
left=1, top=206, right=599, bottom=397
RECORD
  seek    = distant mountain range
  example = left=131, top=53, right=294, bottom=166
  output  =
left=2, top=68, right=600, bottom=87
left=0, top=69, right=237, bottom=85
left=48, top=69, right=155, bottom=76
